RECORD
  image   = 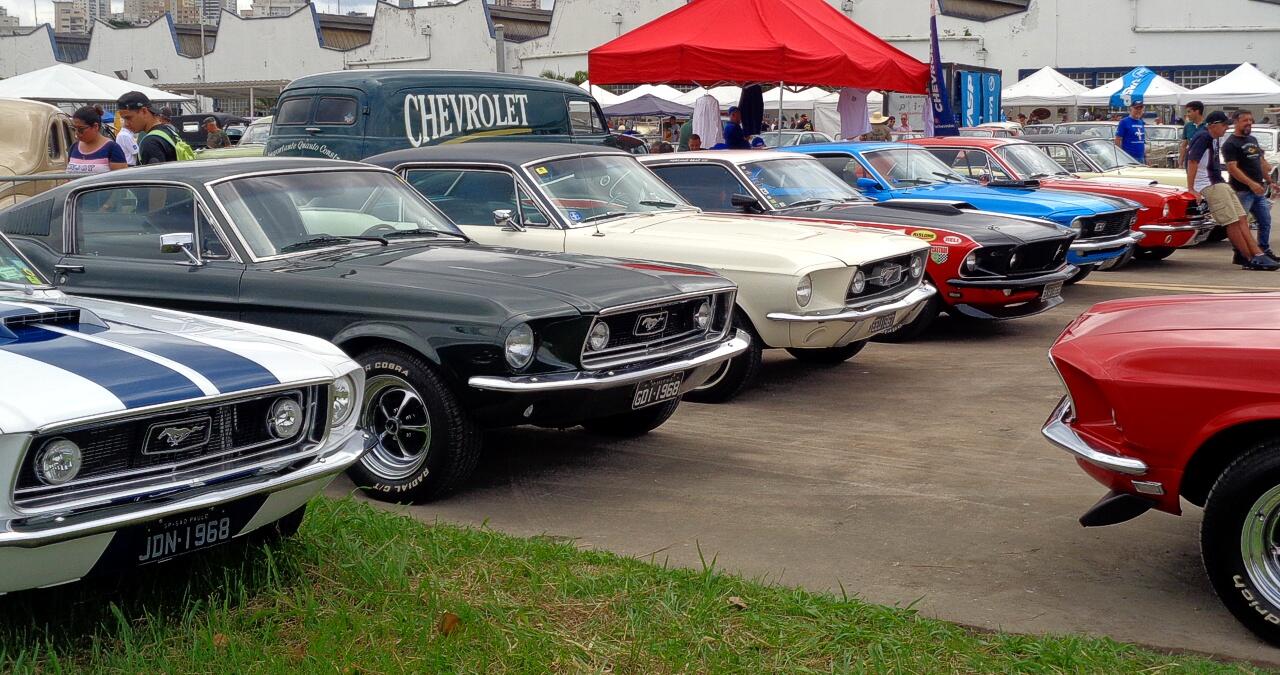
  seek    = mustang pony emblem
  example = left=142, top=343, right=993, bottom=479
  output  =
left=158, top=425, right=203, bottom=447
left=634, top=311, right=669, bottom=337
left=875, top=264, right=903, bottom=287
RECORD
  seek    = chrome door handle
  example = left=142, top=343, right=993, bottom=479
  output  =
left=54, top=264, right=85, bottom=274
left=305, top=127, right=322, bottom=134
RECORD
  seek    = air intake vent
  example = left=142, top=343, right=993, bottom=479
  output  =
left=2, top=308, right=81, bottom=329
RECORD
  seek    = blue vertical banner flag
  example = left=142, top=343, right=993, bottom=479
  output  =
left=927, top=0, right=958, bottom=136
left=982, top=73, right=1001, bottom=123
left=960, top=72, right=979, bottom=127
left=1110, top=66, right=1155, bottom=108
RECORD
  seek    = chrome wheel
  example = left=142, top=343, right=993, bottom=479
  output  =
left=360, top=375, right=433, bottom=481
left=1241, top=483, right=1280, bottom=607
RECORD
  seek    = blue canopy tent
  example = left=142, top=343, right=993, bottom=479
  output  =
left=601, top=94, right=694, bottom=118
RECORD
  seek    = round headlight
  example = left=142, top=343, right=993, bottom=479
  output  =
left=963, top=251, right=979, bottom=272
left=268, top=397, right=304, bottom=440
left=850, top=269, right=866, bottom=295
left=587, top=321, right=610, bottom=351
left=35, top=438, right=81, bottom=486
left=1070, top=217, right=1084, bottom=232
left=505, top=322, right=535, bottom=369
left=796, top=275, right=813, bottom=307
left=1162, top=202, right=1171, bottom=218
left=331, top=374, right=355, bottom=426
left=694, top=301, right=712, bottom=330
left=909, top=255, right=924, bottom=279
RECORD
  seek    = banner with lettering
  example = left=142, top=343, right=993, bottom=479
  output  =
left=927, top=0, right=958, bottom=136
left=982, top=73, right=1001, bottom=123
left=960, top=71, right=980, bottom=128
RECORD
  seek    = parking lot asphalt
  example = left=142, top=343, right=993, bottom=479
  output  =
left=330, top=234, right=1280, bottom=665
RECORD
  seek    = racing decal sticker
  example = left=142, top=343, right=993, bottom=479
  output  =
left=911, top=230, right=938, bottom=242
left=930, top=245, right=949, bottom=264
left=91, top=320, right=281, bottom=394
left=942, top=235, right=964, bottom=245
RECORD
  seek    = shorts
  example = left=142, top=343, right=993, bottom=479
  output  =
left=1202, top=183, right=1247, bottom=224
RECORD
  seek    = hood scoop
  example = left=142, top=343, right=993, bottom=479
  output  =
left=0, top=304, right=105, bottom=342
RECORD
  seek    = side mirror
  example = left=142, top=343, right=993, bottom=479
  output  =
left=160, top=232, right=202, bottom=266
left=730, top=193, right=762, bottom=212
left=493, top=209, right=524, bottom=232
left=855, top=177, right=882, bottom=192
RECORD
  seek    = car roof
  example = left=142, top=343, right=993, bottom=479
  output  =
left=43, top=157, right=379, bottom=193
left=910, top=136, right=1028, bottom=148
left=788, top=141, right=908, bottom=154
left=1022, top=134, right=1097, bottom=144
left=366, top=141, right=629, bottom=169
left=640, top=150, right=805, bottom=163
left=284, top=69, right=589, bottom=96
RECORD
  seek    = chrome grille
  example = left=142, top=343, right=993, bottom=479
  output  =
left=974, top=238, right=1072, bottom=276
left=581, top=290, right=734, bottom=369
left=14, top=385, right=328, bottom=512
left=1078, top=210, right=1136, bottom=239
left=847, top=252, right=923, bottom=305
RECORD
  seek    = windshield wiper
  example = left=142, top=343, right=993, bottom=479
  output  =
left=278, top=235, right=353, bottom=253
left=788, top=198, right=836, bottom=208
left=0, top=279, right=47, bottom=294
left=381, top=228, right=467, bottom=241
left=1029, top=172, right=1050, bottom=179
left=895, top=178, right=932, bottom=185
left=638, top=199, right=680, bottom=208
left=930, top=172, right=962, bottom=183
left=578, top=211, right=631, bottom=224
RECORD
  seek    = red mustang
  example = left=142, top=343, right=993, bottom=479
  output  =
left=909, top=137, right=1214, bottom=262
left=1044, top=294, right=1280, bottom=643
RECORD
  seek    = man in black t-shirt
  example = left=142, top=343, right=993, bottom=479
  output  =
left=1223, top=109, right=1275, bottom=255
left=1187, top=110, right=1277, bottom=270
left=115, top=92, right=178, bottom=165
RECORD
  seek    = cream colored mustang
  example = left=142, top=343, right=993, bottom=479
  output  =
left=374, top=144, right=934, bottom=403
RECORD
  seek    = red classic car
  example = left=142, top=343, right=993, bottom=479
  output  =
left=1043, top=294, right=1280, bottom=643
left=909, top=137, right=1214, bottom=262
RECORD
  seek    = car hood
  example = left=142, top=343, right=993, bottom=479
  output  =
left=1100, top=166, right=1188, bottom=184
left=594, top=211, right=927, bottom=267
left=888, top=183, right=1129, bottom=219
left=0, top=290, right=353, bottom=433
left=289, top=242, right=732, bottom=315
left=779, top=201, right=1069, bottom=246
left=1063, top=294, right=1280, bottom=340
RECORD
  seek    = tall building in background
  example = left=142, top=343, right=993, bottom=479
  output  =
left=124, top=0, right=167, bottom=23
left=490, top=0, right=538, bottom=8
left=0, top=6, right=20, bottom=27
left=53, top=0, right=89, bottom=32
left=201, top=0, right=238, bottom=23
left=84, top=0, right=110, bottom=23
left=169, top=0, right=203, bottom=23
left=250, top=0, right=311, bottom=17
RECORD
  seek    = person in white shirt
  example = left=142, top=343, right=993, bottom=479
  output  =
left=115, top=126, right=140, bottom=166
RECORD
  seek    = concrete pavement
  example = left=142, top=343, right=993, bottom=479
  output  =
left=331, top=240, right=1280, bottom=665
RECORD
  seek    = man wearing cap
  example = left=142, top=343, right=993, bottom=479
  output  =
left=723, top=107, right=750, bottom=150
left=115, top=92, right=179, bottom=165
left=1187, top=110, right=1277, bottom=271
left=204, top=117, right=230, bottom=149
left=1115, top=102, right=1147, bottom=163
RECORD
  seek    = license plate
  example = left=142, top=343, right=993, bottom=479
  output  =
left=632, top=372, right=684, bottom=409
left=134, top=507, right=237, bottom=565
left=869, top=314, right=896, bottom=334
left=1042, top=281, right=1064, bottom=301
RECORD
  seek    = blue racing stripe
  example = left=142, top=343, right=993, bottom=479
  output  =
left=0, top=326, right=205, bottom=408
left=98, top=320, right=280, bottom=394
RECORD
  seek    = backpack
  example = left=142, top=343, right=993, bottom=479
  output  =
left=143, top=127, right=196, bottom=161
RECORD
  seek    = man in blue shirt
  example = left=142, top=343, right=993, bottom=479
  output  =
left=723, top=106, right=750, bottom=150
left=1114, top=102, right=1146, bottom=163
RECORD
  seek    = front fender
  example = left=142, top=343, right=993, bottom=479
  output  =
left=331, top=321, right=443, bottom=369
left=1181, top=403, right=1280, bottom=468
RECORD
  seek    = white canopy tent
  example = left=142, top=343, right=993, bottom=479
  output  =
left=1181, top=63, right=1280, bottom=106
left=1076, top=72, right=1189, bottom=106
left=612, top=84, right=686, bottom=104
left=1002, top=67, right=1088, bottom=107
left=580, top=81, right=621, bottom=105
left=0, top=63, right=191, bottom=105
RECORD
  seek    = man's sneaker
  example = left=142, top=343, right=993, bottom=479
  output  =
left=1266, top=249, right=1279, bottom=262
left=1243, top=254, right=1280, bottom=270
left=1233, top=250, right=1249, bottom=265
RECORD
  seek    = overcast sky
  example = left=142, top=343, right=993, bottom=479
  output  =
left=3, top=0, right=550, bottom=26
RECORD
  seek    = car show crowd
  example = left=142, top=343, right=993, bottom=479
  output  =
left=3, top=0, right=1280, bottom=656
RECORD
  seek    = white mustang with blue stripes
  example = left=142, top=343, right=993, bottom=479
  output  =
left=0, top=235, right=364, bottom=593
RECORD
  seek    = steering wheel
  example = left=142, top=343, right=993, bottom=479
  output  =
left=361, top=223, right=400, bottom=236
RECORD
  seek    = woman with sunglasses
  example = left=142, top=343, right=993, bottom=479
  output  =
left=67, top=106, right=128, bottom=174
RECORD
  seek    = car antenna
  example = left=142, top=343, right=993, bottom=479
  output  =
left=592, top=221, right=605, bottom=237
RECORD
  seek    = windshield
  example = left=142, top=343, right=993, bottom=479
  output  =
left=1147, top=126, right=1179, bottom=141
left=862, top=148, right=968, bottom=186
left=0, top=235, right=47, bottom=288
left=238, top=121, right=271, bottom=145
left=1058, top=124, right=1115, bottom=138
left=211, top=170, right=465, bottom=258
left=994, top=144, right=1071, bottom=178
left=1077, top=138, right=1142, bottom=170
left=763, top=131, right=803, bottom=146
left=742, top=158, right=864, bottom=207
left=525, top=154, right=693, bottom=227
left=1255, top=129, right=1278, bottom=151
left=959, top=129, right=995, bottom=137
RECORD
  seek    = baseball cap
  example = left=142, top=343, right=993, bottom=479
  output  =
left=157, top=106, right=175, bottom=119
left=1205, top=110, right=1230, bottom=125
left=202, top=116, right=217, bottom=125
left=116, top=91, right=152, bottom=111
left=727, top=106, right=739, bottom=114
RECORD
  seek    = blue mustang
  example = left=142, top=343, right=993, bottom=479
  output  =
left=781, top=142, right=1143, bottom=278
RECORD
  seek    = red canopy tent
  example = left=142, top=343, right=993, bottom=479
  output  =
left=587, top=0, right=929, bottom=94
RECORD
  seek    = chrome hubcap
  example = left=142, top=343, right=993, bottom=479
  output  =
left=360, top=375, right=432, bottom=481
left=1241, top=484, right=1280, bottom=607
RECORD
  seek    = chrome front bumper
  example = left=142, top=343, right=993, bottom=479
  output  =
left=467, top=330, right=750, bottom=392
left=1140, top=219, right=1215, bottom=246
left=0, top=430, right=363, bottom=549
left=1041, top=396, right=1148, bottom=476
left=1069, top=231, right=1144, bottom=253
left=765, top=284, right=936, bottom=323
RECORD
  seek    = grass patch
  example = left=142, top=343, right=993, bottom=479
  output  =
left=0, top=496, right=1265, bottom=673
